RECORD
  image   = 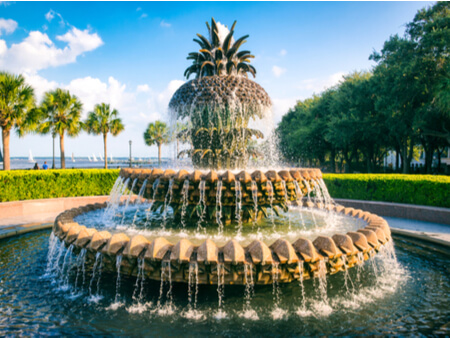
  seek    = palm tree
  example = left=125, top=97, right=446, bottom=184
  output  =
left=0, top=72, right=36, bottom=170
left=39, top=88, right=83, bottom=169
left=174, top=121, right=190, bottom=157
left=184, top=18, right=256, bottom=79
left=144, top=121, right=169, bottom=166
left=85, top=103, right=124, bottom=169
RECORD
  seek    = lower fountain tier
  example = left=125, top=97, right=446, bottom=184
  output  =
left=52, top=202, right=392, bottom=285
left=119, top=168, right=324, bottom=225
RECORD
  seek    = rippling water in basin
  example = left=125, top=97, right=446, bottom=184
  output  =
left=75, top=205, right=363, bottom=246
left=1, top=230, right=449, bottom=336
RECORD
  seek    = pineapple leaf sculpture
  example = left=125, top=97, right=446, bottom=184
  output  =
left=184, top=18, right=256, bottom=79
left=169, top=18, right=272, bottom=169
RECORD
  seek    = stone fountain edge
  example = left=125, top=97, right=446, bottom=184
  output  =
left=51, top=202, right=392, bottom=285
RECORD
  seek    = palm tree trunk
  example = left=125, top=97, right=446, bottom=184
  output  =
left=60, top=133, right=65, bottom=169
left=158, top=144, right=161, bottom=167
left=2, top=127, right=10, bottom=171
left=103, top=133, right=108, bottom=169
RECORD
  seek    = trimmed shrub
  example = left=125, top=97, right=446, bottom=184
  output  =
left=323, top=174, right=450, bottom=208
left=0, top=169, right=119, bottom=202
left=0, top=170, right=449, bottom=208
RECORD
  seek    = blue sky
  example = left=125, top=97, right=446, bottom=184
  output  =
left=0, top=1, right=432, bottom=158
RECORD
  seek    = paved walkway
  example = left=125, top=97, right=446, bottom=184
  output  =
left=0, top=196, right=109, bottom=240
left=0, top=212, right=59, bottom=228
left=386, top=217, right=450, bottom=247
left=0, top=213, right=58, bottom=239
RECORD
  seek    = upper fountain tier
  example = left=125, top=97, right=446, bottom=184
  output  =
left=169, top=76, right=272, bottom=120
left=168, top=18, right=273, bottom=169
left=168, top=76, right=273, bottom=169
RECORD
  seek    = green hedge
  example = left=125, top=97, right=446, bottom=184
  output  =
left=323, top=174, right=450, bottom=208
left=1, top=170, right=449, bottom=208
left=0, top=169, right=119, bottom=202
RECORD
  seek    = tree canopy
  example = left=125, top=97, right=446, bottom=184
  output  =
left=277, top=2, right=450, bottom=174
left=39, top=88, right=83, bottom=169
left=85, top=103, right=125, bottom=169
left=0, top=72, right=36, bottom=170
left=144, top=120, right=170, bottom=166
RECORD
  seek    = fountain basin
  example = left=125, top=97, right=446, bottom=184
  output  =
left=52, top=201, right=391, bottom=285
left=119, top=167, right=325, bottom=224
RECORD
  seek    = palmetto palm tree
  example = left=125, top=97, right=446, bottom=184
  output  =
left=85, top=103, right=125, bottom=169
left=0, top=72, right=36, bottom=170
left=174, top=121, right=190, bottom=156
left=39, top=88, right=83, bottom=169
left=184, top=17, right=256, bottom=79
left=144, top=121, right=169, bottom=166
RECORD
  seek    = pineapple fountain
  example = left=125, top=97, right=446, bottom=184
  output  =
left=48, top=18, right=394, bottom=316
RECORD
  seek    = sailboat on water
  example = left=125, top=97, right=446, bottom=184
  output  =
left=88, top=155, right=92, bottom=162
left=92, top=153, right=98, bottom=162
left=99, top=153, right=104, bottom=162
left=28, top=150, right=35, bottom=163
left=72, top=153, right=75, bottom=163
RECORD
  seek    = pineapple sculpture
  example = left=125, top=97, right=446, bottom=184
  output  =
left=169, top=18, right=272, bottom=169
left=121, top=18, right=315, bottom=226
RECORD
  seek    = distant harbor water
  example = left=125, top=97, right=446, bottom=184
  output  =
left=6, top=157, right=182, bottom=170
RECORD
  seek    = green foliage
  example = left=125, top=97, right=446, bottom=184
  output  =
left=143, top=121, right=169, bottom=147
left=38, top=88, right=84, bottom=169
left=144, top=120, right=170, bottom=165
left=85, top=103, right=125, bottom=169
left=85, top=103, right=124, bottom=136
left=184, top=17, right=256, bottom=79
left=39, top=88, right=83, bottom=137
left=278, top=3, right=450, bottom=174
left=0, top=72, right=37, bottom=170
left=0, top=169, right=119, bottom=202
left=323, top=174, right=450, bottom=208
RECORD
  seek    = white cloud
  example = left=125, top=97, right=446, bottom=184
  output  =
left=44, top=10, right=65, bottom=27
left=279, top=49, right=287, bottom=56
left=140, top=13, right=148, bottom=19
left=66, top=76, right=134, bottom=117
left=160, top=20, right=171, bottom=28
left=22, top=72, right=58, bottom=102
left=26, top=72, right=184, bottom=126
left=136, top=7, right=142, bottom=12
left=57, top=27, right=103, bottom=56
left=45, top=10, right=55, bottom=22
left=139, top=79, right=184, bottom=123
left=0, top=27, right=103, bottom=73
left=272, top=65, right=286, bottom=78
left=298, top=71, right=346, bottom=93
left=137, top=84, right=150, bottom=93
left=0, top=40, right=6, bottom=54
left=271, top=97, right=299, bottom=123
left=0, top=18, right=17, bottom=35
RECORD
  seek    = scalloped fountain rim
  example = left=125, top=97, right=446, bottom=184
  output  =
left=52, top=202, right=392, bottom=285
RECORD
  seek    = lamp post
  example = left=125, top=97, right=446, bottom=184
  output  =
left=129, top=140, right=132, bottom=168
left=52, top=133, right=55, bottom=169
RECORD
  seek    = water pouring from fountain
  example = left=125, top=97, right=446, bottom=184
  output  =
left=47, top=17, right=395, bottom=319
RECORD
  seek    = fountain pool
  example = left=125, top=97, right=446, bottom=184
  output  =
left=0, top=229, right=449, bottom=336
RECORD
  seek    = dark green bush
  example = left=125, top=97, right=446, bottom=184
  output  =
left=0, top=169, right=119, bottom=202
left=323, top=174, right=450, bottom=208
left=1, top=171, right=449, bottom=208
